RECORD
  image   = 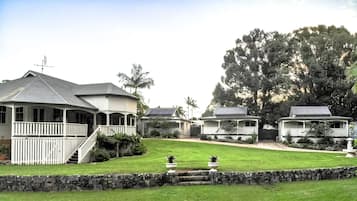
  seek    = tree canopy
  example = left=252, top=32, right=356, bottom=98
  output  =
left=207, top=25, right=357, bottom=125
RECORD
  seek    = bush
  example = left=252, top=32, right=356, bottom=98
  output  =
left=97, top=134, right=117, bottom=150
left=133, top=142, right=147, bottom=155
left=297, top=137, right=314, bottom=144
left=225, top=136, right=233, bottom=140
left=317, top=136, right=334, bottom=145
left=0, top=144, right=9, bottom=155
left=149, top=130, right=161, bottom=137
left=243, top=137, right=254, bottom=144
left=173, top=130, right=181, bottom=138
left=91, top=148, right=110, bottom=162
left=200, top=134, right=208, bottom=140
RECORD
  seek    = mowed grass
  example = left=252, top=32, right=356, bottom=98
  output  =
left=0, top=139, right=357, bottom=176
left=2, top=178, right=357, bottom=201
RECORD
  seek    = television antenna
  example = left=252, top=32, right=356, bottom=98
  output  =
left=34, top=56, right=54, bottom=72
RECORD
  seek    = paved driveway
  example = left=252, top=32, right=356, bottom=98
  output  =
left=166, top=138, right=344, bottom=154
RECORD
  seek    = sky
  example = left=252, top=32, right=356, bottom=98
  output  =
left=0, top=0, right=357, bottom=117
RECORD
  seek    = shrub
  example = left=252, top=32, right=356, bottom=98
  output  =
left=133, top=142, right=147, bottom=155
left=97, top=134, right=117, bottom=150
left=91, top=148, right=110, bottom=162
left=200, top=134, right=208, bottom=140
left=317, top=136, right=334, bottom=145
left=149, top=130, right=161, bottom=137
left=0, top=144, right=9, bottom=155
left=243, top=137, right=254, bottom=144
left=297, top=137, right=314, bottom=144
left=173, top=130, right=181, bottom=138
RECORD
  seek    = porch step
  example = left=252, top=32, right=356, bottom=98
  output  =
left=177, top=181, right=212, bottom=186
left=178, top=176, right=209, bottom=182
left=66, top=150, right=78, bottom=164
left=176, top=170, right=212, bottom=186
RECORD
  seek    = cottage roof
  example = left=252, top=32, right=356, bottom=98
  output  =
left=74, top=83, right=137, bottom=99
left=289, top=106, right=331, bottom=117
left=214, top=106, right=247, bottom=116
left=0, top=70, right=135, bottom=109
left=145, top=108, right=177, bottom=117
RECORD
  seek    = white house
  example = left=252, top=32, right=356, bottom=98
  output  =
left=201, top=106, right=260, bottom=141
left=140, top=107, right=190, bottom=137
left=0, top=70, right=138, bottom=165
left=278, top=106, right=351, bottom=143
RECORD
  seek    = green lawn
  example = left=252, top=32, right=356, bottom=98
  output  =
left=0, top=139, right=357, bottom=176
left=2, top=178, right=357, bottom=201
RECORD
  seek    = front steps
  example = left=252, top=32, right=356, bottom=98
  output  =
left=66, top=150, right=78, bottom=164
left=176, top=170, right=212, bottom=185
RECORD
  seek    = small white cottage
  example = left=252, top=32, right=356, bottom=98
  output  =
left=278, top=106, right=351, bottom=143
left=140, top=107, right=190, bottom=138
left=201, top=106, right=260, bottom=142
left=0, top=70, right=138, bottom=164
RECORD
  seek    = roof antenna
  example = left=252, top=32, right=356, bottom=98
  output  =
left=34, top=56, right=54, bottom=73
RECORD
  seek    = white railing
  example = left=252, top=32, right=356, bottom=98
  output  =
left=11, top=136, right=86, bottom=165
left=97, top=125, right=137, bottom=136
left=127, top=126, right=136, bottom=135
left=203, top=126, right=257, bottom=135
left=13, top=121, right=87, bottom=137
left=78, top=127, right=101, bottom=163
left=66, top=123, right=87, bottom=137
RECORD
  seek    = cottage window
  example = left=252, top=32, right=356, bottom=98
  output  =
left=0, top=106, right=6, bottom=124
left=245, top=121, right=256, bottom=127
left=15, top=107, right=24, bottom=121
left=53, top=109, right=62, bottom=122
left=330, top=121, right=342, bottom=128
left=33, top=108, right=45, bottom=122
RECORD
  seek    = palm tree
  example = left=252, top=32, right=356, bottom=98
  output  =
left=118, top=64, right=154, bottom=94
left=118, top=64, right=154, bottom=116
left=174, top=105, right=186, bottom=118
left=185, top=96, right=198, bottom=120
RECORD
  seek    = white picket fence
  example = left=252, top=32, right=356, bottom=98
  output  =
left=11, top=137, right=86, bottom=165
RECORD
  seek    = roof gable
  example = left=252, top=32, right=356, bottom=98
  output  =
left=289, top=106, right=332, bottom=117
left=214, top=106, right=247, bottom=116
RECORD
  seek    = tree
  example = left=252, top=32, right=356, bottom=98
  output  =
left=174, top=105, right=186, bottom=118
left=291, top=25, right=357, bottom=118
left=118, top=64, right=154, bottom=116
left=216, top=29, right=292, bottom=125
left=184, top=96, right=198, bottom=119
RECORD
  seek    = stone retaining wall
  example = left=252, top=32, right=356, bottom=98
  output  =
left=0, top=167, right=355, bottom=192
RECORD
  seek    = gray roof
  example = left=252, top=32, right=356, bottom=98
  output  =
left=145, top=108, right=177, bottom=117
left=289, top=106, right=331, bottom=117
left=214, top=106, right=247, bottom=116
left=279, top=116, right=352, bottom=121
left=0, top=70, right=135, bottom=109
left=74, top=83, right=137, bottom=99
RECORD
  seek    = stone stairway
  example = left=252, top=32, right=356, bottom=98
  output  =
left=66, top=150, right=78, bottom=164
left=176, top=170, right=211, bottom=185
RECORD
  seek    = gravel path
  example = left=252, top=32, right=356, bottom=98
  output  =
left=166, top=138, right=344, bottom=154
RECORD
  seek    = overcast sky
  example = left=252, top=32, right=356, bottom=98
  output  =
left=0, top=0, right=356, bottom=117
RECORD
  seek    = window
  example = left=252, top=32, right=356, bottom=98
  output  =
left=0, top=106, right=6, bottom=124
left=76, top=113, right=86, bottom=124
left=53, top=109, right=62, bottom=122
left=33, top=108, right=44, bottom=122
left=15, top=107, right=24, bottom=121
left=330, top=121, right=342, bottom=128
left=245, top=121, right=256, bottom=127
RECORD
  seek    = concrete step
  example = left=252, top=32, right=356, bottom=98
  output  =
left=178, top=176, right=210, bottom=182
left=177, top=181, right=212, bottom=186
left=177, top=170, right=209, bottom=176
